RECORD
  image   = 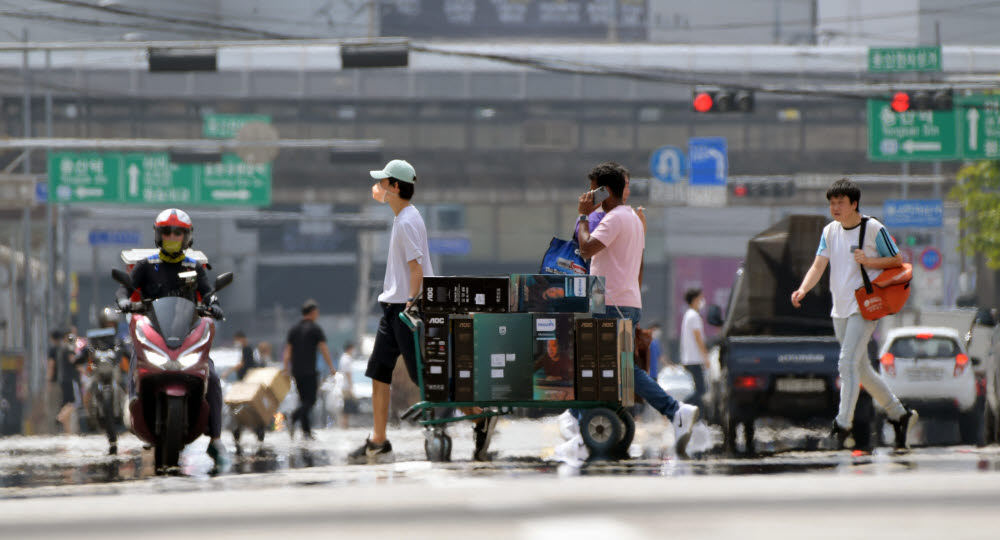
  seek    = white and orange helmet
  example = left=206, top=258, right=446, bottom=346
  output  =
left=153, top=208, right=194, bottom=255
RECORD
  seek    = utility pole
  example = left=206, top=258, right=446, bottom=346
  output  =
left=20, top=28, right=33, bottom=388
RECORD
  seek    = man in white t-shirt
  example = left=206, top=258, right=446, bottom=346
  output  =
left=791, top=178, right=917, bottom=450
left=349, top=159, right=496, bottom=464
left=680, top=288, right=709, bottom=408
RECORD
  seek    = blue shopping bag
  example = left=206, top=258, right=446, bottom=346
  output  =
left=539, top=236, right=589, bottom=276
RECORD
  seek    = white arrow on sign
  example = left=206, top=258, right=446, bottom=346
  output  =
left=655, top=151, right=681, bottom=182
left=705, top=148, right=726, bottom=179
left=127, top=163, right=140, bottom=197
left=967, top=107, right=980, bottom=151
left=212, top=189, right=251, bottom=200
left=75, top=186, right=103, bottom=198
left=902, top=140, right=942, bottom=153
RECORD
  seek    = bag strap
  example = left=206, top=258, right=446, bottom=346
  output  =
left=858, top=217, right=874, bottom=294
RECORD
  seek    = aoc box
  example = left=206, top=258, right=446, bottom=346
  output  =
left=451, top=316, right=475, bottom=402
left=532, top=314, right=576, bottom=401
left=575, top=318, right=599, bottom=401
left=473, top=313, right=534, bottom=401
left=597, top=319, right=635, bottom=406
left=422, top=314, right=450, bottom=402
left=423, top=276, right=512, bottom=314
left=513, top=274, right=606, bottom=314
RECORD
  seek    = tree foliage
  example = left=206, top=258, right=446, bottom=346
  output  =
left=951, top=161, right=1000, bottom=269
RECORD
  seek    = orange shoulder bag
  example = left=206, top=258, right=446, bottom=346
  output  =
left=854, top=218, right=912, bottom=320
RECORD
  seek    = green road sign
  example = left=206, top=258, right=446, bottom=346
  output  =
left=49, top=151, right=271, bottom=206
left=867, top=100, right=958, bottom=161
left=868, top=46, right=941, bottom=73
left=203, top=113, right=271, bottom=139
left=958, top=95, right=1000, bottom=159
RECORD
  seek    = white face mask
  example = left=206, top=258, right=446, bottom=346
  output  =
left=695, top=298, right=706, bottom=312
left=371, top=182, right=387, bottom=203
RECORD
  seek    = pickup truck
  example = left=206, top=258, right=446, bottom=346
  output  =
left=704, top=215, right=874, bottom=455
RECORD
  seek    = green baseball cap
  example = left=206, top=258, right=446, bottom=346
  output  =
left=370, top=159, right=416, bottom=184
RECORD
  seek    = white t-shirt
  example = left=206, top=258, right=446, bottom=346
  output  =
left=680, top=307, right=705, bottom=366
left=338, top=352, right=353, bottom=373
left=816, top=216, right=899, bottom=319
left=379, top=205, right=435, bottom=304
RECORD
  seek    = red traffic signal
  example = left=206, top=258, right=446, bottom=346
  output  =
left=693, top=92, right=714, bottom=113
left=692, top=87, right=754, bottom=113
left=891, top=92, right=910, bottom=112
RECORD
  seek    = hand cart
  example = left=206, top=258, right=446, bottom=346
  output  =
left=398, top=308, right=636, bottom=462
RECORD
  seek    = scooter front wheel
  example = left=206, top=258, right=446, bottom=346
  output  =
left=156, top=396, right=186, bottom=472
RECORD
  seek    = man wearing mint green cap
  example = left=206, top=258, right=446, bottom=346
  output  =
left=350, top=159, right=497, bottom=464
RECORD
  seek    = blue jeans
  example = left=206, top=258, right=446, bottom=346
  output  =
left=576, top=306, right=681, bottom=422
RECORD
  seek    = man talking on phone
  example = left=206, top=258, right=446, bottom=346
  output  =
left=574, top=162, right=699, bottom=456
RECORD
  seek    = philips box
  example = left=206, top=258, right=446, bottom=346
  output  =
left=532, top=314, right=575, bottom=401
left=472, top=313, right=534, bottom=401
left=513, top=274, right=606, bottom=314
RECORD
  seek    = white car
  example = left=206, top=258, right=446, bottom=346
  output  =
left=878, top=326, right=978, bottom=444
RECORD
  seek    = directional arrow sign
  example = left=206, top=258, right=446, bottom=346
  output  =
left=867, top=100, right=958, bottom=161
left=958, top=95, right=1000, bottom=159
left=967, top=107, right=980, bottom=151
left=127, top=163, right=141, bottom=197
left=903, top=140, right=942, bottom=153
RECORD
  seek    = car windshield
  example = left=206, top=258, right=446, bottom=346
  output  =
left=149, top=297, right=198, bottom=350
left=889, top=336, right=959, bottom=358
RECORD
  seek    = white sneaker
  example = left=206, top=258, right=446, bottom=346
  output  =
left=553, top=434, right=590, bottom=466
left=557, top=410, right=580, bottom=441
left=672, top=403, right=699, bottom=456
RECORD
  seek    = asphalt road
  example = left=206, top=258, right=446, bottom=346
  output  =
left=3, top=416, right=1000, bottom=539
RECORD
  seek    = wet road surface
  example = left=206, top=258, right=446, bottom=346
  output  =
left=3, top=415, right=1000, bottom=538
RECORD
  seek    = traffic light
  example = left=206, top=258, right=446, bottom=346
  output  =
left=692, top=87, right=754, bottom=113
left=889, top=89, right=952, bottom=112
left=729, top=179, right=796, bottom=200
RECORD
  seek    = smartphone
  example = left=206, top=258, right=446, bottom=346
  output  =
left=591, top=186, right=610, bottom=206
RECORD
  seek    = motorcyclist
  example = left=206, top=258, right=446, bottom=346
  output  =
left=75, top=307, right=129, bottom=367
left=76, top=307, right=128, bottom=453
left=115, top=208, right=229, bottom=469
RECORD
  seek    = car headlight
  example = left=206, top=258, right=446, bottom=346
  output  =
left=145, top=350, right=169, bottom=367
left=178, top=352, right=201, bottom=368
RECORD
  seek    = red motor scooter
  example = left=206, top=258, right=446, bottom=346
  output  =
left=112, top=267, right=233, bottom=472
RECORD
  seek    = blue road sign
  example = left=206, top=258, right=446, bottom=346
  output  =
left=88, top=229, right=142, bottom=246
left=688, top=137, right=728, bottom=186
left=648, top=145, right=687, bottom=183
left=35, top=181, right=47, bottom=204
left=920, top=247, right=942, bottom=271
left=883, top=199, right=943, bottom=228
left=428, top=236, right=471, bottom=256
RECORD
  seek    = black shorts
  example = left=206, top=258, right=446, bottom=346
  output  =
left=365, top=302, right=419, bottom=385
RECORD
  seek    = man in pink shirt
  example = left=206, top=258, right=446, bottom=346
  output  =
left=576, top=162, right=700, bottom=455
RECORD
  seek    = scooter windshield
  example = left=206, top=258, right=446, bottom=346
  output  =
left=149, top=297, right=199, bottom=350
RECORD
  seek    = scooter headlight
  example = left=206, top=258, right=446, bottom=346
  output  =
left=144, top=349, right=170, bottom=367
left=178, top=352, right=201, bottom=368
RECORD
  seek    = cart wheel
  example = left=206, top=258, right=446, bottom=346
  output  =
left=613, top=410, right=636, bottom=460
left=423, top=429, right=452, bottom=462
left=581, top=408, right=624, bottom=461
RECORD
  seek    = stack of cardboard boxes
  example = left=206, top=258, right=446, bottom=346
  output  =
left=224, top=367, right=292, bottom=427
left=417, top=274, right=632, bottom=405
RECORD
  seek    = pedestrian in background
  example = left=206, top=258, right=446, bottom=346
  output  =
left=283, top=299, right=336, bottom=440
left=350, top=159, right=496, bottom=464
left=338, top=342, right=357, bottom=428
left=647, top=322, right=664, bottom=378
left=791, top=178, right=917, bottom=450
left=46, top=329, right=70, bottom=434
left=680, top=289, right=710, bottom=408
left=575, top=162, right=699, bottom=455
left=223, top=331, right=265, bottom=447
